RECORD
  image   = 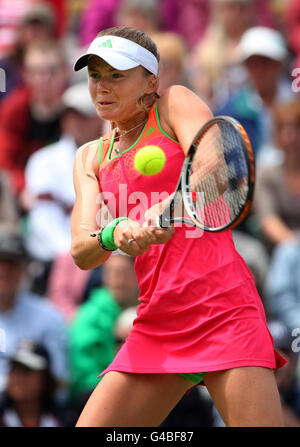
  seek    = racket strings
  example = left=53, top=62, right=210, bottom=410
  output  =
left=221, top=122, right=248, bottom=213
left=189, top=122, right=249, bottom=228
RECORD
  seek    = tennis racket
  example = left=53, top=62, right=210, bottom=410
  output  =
left=156, top=115, right=255, bottom=232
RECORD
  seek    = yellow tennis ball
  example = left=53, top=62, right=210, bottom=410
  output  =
left=134, top=146, right=166, bottom=176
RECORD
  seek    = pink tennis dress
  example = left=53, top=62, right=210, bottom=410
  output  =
left=98, top=103, right=286, bottom=380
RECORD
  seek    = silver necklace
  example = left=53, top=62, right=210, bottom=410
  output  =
left=102, top=119, right=147, bottom=153
left=115, top=119, right=147, bottom=140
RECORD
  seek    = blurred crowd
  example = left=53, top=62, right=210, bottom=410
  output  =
left=0, top=0, right=299, bottom=427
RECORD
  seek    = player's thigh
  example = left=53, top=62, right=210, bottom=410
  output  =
left=203, top=366, right=284, bottom=427
left=76, top=371, right=195, bottom=427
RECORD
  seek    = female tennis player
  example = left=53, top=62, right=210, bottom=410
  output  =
left=71, top=26, right=286, bottom=427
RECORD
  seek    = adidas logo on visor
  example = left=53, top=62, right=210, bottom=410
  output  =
left=98, top=39, right=113, bottom=48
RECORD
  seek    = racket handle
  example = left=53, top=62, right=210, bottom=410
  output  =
left=156, top=214, right=170, bottom=228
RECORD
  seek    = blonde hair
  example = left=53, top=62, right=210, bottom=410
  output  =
left=150, top=32, right=186, bottom=73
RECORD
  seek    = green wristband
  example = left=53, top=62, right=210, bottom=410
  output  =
left=101, top=217, right=129, bottom=251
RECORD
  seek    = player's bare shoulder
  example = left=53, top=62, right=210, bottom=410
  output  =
left=156, top=86, right=192, bottom=139
left=158, top=85, right=213, bottom=128
left=74, top=139, right=100, bottom=179
left=157, top=86, right=213, bottom=146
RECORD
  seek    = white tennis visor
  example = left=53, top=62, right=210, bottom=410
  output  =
left=73, top=35, right=159, bottom=76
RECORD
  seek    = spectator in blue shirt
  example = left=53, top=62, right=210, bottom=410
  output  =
left=265, top=235, right=300, bottom=333
left=268, top=320, right=300, bottom=426
left=216, top=27, right=293, bottom=162
left=0, top=225, right=69, bottom=398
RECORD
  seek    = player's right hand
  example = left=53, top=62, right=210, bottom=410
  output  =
left=114, top=218, right=173, bottom=256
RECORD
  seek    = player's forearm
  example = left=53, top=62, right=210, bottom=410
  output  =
left=71, top=232, right=111, bottom=270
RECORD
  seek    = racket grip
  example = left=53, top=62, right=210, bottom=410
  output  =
left=156, top=215, right=163, bottom=228
left=156, top=214, right=169, bottom=228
